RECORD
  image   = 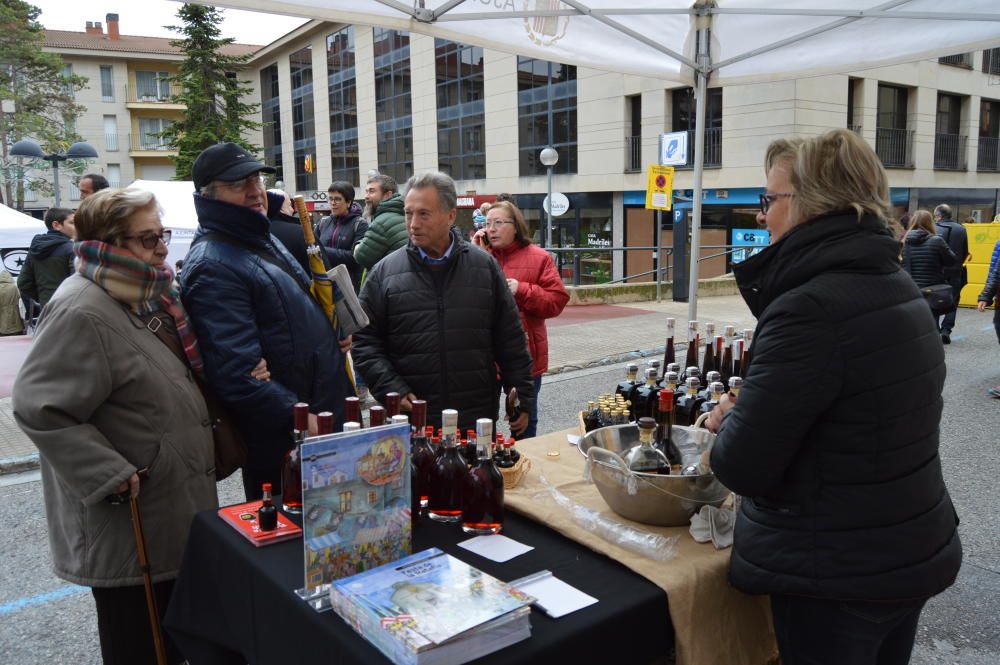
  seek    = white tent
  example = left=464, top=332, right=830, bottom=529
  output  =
left=205, top=0, right=1000, bottom=317
left=128, top=179, right=199, bottom=268
left=0, top=203, right=48, bottom=276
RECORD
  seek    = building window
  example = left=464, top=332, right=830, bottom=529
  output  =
left=339, top=491, right=352, bottom=513
left=107, top=164, right=121, bottom=188
left=374, top=28, right=413, bottom=184
left=435, top=39, right=485, bottom=181
left=935, top=93, right=966, bottom=170
left=517, top=57, right=577, bottom=176
left=260, top=64, right=283, bottom=182
left=100, top=65, right=114, bottom=102
left=979, top=99, right=1000, bottom=172
left=671, top=87, right=722, bottom=167
left=62, top=64, right=74, bottom=98
left=368, top=490, right=377, bottom=505
left=939, top=53, right=973, bottom=69
left=290, top=46, right=317, bottom=192
left=875, top=84, right=913, bottom=168
left=327, top=27, right=359, bottom=186
left=103, top=115, right=118, bottom=151
left=984, top=48, right=1000, bottom=76
left=134, top=70, right=170, bottom=101
left=136, top=118, right=171, bottom=150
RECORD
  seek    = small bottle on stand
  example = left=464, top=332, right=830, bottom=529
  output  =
left=369, top=405, right=386, bottom=427
left=280, top=402, right=308, bottom=514
left=258, top=483, right=278, bottom=531
left=384, top=392, right=401, bottom=419
left=317, top=411, right=334, bottom=435
left=427, top=409, right=465, bottom=523
left=344, top=396, right=361, bottom=430
left=461, top=418, right=504, bottom=535
left=662, top=317, right=676, bottom=367
left=624, top=417, right=670, bottom=474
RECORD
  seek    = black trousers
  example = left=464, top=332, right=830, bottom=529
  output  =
left=92, top=580, right=184, bottom=665
left=771, top=594, right=926, bottom=665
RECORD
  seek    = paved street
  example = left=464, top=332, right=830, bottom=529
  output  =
left=0, top=302, right=997, bottom=664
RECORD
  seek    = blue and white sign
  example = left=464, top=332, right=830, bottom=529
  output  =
left=731, top=228, right=770, bottom=264
left=659, top=131, right=689, bottom=166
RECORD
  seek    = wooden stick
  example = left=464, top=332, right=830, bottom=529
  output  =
left=130, top=495, right=168, bottom=665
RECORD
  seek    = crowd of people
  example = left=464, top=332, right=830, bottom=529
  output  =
left=6, top=130, right=998, bottom=664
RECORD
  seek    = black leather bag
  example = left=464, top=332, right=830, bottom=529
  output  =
left=920, top=283, right=955, bottom=316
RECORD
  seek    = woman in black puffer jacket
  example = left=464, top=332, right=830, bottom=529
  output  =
left=706, top=130, right=961, bottom=665
left=317, top=181, right=369, bottom=292
left=902, top=209, right=957, bottom=287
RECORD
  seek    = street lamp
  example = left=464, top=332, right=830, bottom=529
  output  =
left=539, top=147, right=559, bottom=249
left=10, top=138, right=99, bottom=208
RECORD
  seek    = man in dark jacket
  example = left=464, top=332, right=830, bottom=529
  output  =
left=181, top=143, right=348, bottom=499
left=266, top=188, right=310, bottom=274
left=353, top=171, right=535, bottom=434
left=934, top=204, right=970, bottom=343
left=18, top=208, right=76, bottom=307
left=355, top=174, right=407, bottom=271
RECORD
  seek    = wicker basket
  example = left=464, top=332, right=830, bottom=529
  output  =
left=499, top=456, right=531, bottom=489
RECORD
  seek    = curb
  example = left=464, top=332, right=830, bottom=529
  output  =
left=0, top=453, right=40, bottom=475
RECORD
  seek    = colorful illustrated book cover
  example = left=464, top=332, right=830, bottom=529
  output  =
left=331, top=548, right=533, bottom=648
left=301, top=422, right=412, bottom=592
left=217, top=501, right=302, bottom=547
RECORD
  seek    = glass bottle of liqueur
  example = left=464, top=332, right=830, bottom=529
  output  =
left=507, top=436, right=521, bottom=465
left=461, top=418, right=505, bottom=535
left=317, top=411, right=334, bottom=435
left=616, top=363, right=640, bottom=401
left=427, top=409, right=465, bottom=523
left=701, top=332, right=716, bottom=378
left=656, top=389, right=682, bottom=469
left=583, top=400, right=601, bottom=432
left=624, top=417, right=670, bottom=474
left=720, top=333, right=734, bottom=386
left=701, top=371, right=722, bottom=400
left=258, top=483, right=278, bottom=531
left=368, top=405, right=386, bottom=428
left=684, top=320, right=700, bottom=371
left=632, top=367, right=661, bottom=421
left=662, top=317, right=676, bottom=368
left=409, top=400, right=434, bottom=513
left=740, top=336, right=751, bottom=375
left=280, top=402, right=308, bottom=514
left=344, top=396, right=361, bottom=430
left=728, top=376, right=743, bottom=397
left=732, top=338, right=746, bottom=379
left=676, top=377, right=704, bottom=427
left=700, top=381, right=725, bottom=415
left=384, top=392, right=401, bottom=419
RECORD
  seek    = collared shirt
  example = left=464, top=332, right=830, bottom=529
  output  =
left=417, top=236, right=455, bottom=265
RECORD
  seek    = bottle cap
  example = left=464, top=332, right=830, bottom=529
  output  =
left=688, top=320, right=698, bottom=331
left=384, top=392, right=401, bottom=416
left=262, top=482, right=272, bottom=492
left=317, top=411, right=334, bottom=434
left=637, top=416, right=656, bottom=430
left=724, top=324, right=735, bottom=337
left=743, top=328, right=754, bottom=341
left=441, top=409, right=458, bottom=435
left=343, top=422, right=361, bottom=432
left=686, top=377, right=701, bottom=389
left=476, top=418, right=493, bottom=441
left=293, top=402, right=310, bottom=431
left=648, top=359, right=660, bottom=369
left=665, top=371, right=680, bottom=384
left=710, top=381, right=725, bottom=395
left=626, top=362, right=638, bottom=372
left=411, top=399, right=427, bottom=429
left=686, top=366, right=701, bottom=377
left=666, top=317, right=675, bottom=331
left=658, top=388, right=674, bottom=409
left=705, top=322, right=715, bottom=336
left=706, top=371, right=722, bottom=383
left=667, top=363, right=681, bottom=374
left=391, top=415, right=409, bottom=424
left=729, top=376, right=744, bottom=389
left=369, top=405, right=386, bottom=425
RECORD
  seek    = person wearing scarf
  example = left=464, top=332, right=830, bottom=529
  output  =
left=12, top=188, right=221, bottom=665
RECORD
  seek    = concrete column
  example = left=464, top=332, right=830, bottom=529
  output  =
left=312, top=32, right=332, bottom=189
left=409, top=34, right=438, bottom=174
left=482, top=51, right=519, bottom=185
left=354, top=26, right=379, bottom=181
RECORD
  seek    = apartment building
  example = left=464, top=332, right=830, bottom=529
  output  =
left=25, top=14, right=257, bottom=213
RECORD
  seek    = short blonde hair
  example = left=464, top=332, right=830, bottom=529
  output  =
left=74, top=188, right=160, bottom=245
left=765, top=129, right=891, bottom=226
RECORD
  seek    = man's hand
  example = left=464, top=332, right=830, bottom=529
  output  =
left=978, top=299, right=991, bottom=312
left=506, top=278, right=519, bottom=295
left=339, top=335, right=353, bottom=354
left=508, top=412, right=529, bottom=437
left=251, top=358, right=270, bottom=382
left=115, top=472, right=141, bottom=499
left=307, top=412, right=320, bottom=436
left=705, top=392, right=737, bottom=433
left=400, top=393, right=418, bottom=412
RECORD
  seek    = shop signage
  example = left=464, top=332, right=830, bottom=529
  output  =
left=586, top=234, right=611, bottom=248
left=543, top=192, right=570, bottom=217
left=731, top=228, right=770, bottom=264
left=645, top=165, right=675, bottom=211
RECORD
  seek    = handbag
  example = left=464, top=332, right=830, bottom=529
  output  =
left=903, top=244, right=956, bottom=316
left=144, top=313, right=247, bottom=481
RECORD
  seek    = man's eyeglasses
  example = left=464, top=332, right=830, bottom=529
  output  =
left=123, top=229, right=172, bottom=249
left=482, top=220, right=515, bottom=229
left=216, top=175, right=266, bottom=193
left=759, top=193, right=794, bottom=214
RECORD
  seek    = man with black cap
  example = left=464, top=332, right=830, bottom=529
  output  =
left=181, top=142, right=349, bottom=499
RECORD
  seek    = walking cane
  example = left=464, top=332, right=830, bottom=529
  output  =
left=129, top=470, right=168, bottom=665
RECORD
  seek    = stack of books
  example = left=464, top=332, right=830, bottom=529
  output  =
left=329, top=548, right=533, bottom=665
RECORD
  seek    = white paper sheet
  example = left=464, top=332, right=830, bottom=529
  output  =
left=457, top=534, right=534, bottom=563
left=513, top=573, right=598, bottom=618
left=566, top=434, right=581, bottom=446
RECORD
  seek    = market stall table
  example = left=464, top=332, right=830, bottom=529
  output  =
left=164, top=501, right=673, bottom=665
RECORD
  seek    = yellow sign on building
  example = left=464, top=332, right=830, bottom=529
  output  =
left=645, top=165, right=674, bottom=211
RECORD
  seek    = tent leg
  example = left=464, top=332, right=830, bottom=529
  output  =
left=687, top=61, right=709, bottom=323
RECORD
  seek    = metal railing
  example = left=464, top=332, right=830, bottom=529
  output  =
left=875, top=127, right=914, bottom=168
left=129, top=134, right=175, bottom=152
left=624, top=135, right=642, bottom=173
left=124, top=83, right=181, bottom=104
left=105, top=132, right=120, bottom=151
left=675, top=128, right=722, bottom=168
left=983, top=48, right=1000, bottom=75
left=934, top=133, right=967, bottom=170
left=22, top=188, right=38, bottom=202
left=939, top=53, right=973, bottom=69
left=978, top=136, right=999, bottom=172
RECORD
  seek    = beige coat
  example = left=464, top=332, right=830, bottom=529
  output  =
left=13, top=274, right=217, bottom=587
left=0, top=271, right=23, bottom=334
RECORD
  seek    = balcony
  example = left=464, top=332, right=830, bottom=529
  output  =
left=939, top=53, right=973, bottom=69
left=978, top=136, right=999, bottom=172
left=984, top=48, right=1000, bottom=75
left=675, top=127, right=722, bottom=169
left=875, top=127, right=914, bottom=168
left=129, top=134, right=177, bottom=156
left=124, top=84, right=184, bottom=109
left=624, top=135, right=641, bottom=173
left=934, top=133, right=967, bottom=170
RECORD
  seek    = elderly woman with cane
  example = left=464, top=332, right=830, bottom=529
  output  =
left=13, top=188, right=225, bottom=665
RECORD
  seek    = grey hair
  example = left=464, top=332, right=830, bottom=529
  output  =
left=934, top=204, right=952, bottom=220
left=199, top=183, right=216, bottom=197
left=366, top=173, right=397, bottom=195
left=404, top=171, right=457, bottom=212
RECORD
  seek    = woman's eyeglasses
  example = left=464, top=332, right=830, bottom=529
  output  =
left=123, top=229, right=172, bottom=249
left=482, top=220, right=514, bottom=229
left=759, top=193, right=794, bottom=214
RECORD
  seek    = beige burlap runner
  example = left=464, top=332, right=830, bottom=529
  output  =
left=505, top=429, right=778, bottom=665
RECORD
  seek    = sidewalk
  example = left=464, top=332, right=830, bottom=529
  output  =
left=0, top=294, right=755, bottom=473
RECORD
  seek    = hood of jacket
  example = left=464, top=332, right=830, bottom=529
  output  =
left=29, top=230, right=73, bottom=259
left=733, top=211, right=900, bottom=318
left=374, top=193, right=404, bottom=218
left=193, top=193, right=271, bottom=247
left=905, top=228, right=932, bottom=245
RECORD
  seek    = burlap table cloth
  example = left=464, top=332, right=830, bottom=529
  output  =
left=504, top=429, right=778, bottom=665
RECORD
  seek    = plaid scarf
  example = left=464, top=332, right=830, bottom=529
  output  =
left=75, top=240, right=204, bottom=375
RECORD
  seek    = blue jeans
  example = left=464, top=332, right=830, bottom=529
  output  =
left=522, top=375, right=543, bottom=439
left=770, top=594, right=926, bottom=665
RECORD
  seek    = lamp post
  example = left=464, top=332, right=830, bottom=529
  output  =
left=539, top=147, right=559, bottom=249
left=10, top=138, right=99, bottom=208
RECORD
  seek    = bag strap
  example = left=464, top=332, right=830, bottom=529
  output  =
left=193, top=231, right=312, bottom=297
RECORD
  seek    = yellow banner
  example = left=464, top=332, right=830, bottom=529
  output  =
left=645, top=165, right=674, bottom=211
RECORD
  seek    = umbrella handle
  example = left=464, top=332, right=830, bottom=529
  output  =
left=293, top=195, right=318, bottom=245
left=130, top=494, right=169, bottom=665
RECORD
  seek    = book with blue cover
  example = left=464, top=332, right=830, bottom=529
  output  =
left=300, top=422, right=412, bottom=593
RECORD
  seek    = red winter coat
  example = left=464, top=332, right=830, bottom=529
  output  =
left=489, top=242, right=569, bottom=376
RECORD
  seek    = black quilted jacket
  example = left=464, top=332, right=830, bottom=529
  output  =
left=711, top=211, right=962, bottom=602
left=902, top=229, right=957, bottom=288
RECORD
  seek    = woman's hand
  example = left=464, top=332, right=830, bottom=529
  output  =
left=251, top=358, right=271, bottom=382
left=339, top=335, right=353, bottom=354
left=705, top=392, right=737, bottom=433
left=472, top=229, right=489, bottom=249
left=115, top=472, right=141, bottom=499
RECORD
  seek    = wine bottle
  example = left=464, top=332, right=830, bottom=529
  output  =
left=684, top=321, right=700, bottom=371
left=461, top=418, right=504, bottom=535
left=369, top=405, right=386, bottom=427
left=344, top=396, right=361, bottom=430
left=427, top=409, right=465, bottom=523
left=656, top=389, right=682, bottom=468
left=739, top=338, right=750, bottom=375
left=280, top=402, right=308, bottom=514
left=624, top=417, right=670, bottom=474
left=701, top=333, right=716, bottom=378
left=733, top=338, right=746, bottom=379
left=258, top=483, right=278, bottom=531
left=409, top=400, right=434, bottom=512
left=720, top=335, right=734, bottom=386
left=632, top=367, right=660, bottom=421
left=662, top=317, right=676, bottom=367
left=384, top=392, right=401, bottom=418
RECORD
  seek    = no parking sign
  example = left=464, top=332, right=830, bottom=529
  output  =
left=645, top=165, right=674, bottom=211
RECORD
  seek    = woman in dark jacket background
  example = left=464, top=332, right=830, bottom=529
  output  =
left=317, top=181, right=368, bottom=292
left=706, top=129, right=961, bottom=665
left=902, top=209, right=957, bottom=288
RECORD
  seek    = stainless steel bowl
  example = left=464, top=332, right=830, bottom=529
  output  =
left=578, top=424, right=730, bottom=526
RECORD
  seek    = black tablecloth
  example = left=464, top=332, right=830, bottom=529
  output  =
left=164, top=506, right=672, bottom=665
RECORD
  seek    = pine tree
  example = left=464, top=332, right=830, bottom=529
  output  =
left=160, top=3, right=261, bottom=180
left=0, top=0, right=87, bottom=209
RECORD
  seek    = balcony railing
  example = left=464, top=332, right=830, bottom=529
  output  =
left=124, top=84, right=181, bottom=104
left=984, top=48, right=1000, bottom=75
left=22, top=188, right=38, bottom=202
left=129, top=134, right=175, bottom=152
left=934, top=133, right=967, bottom=170
left=977, top=136, right=999, bottom=172
left=939, top=53, right=973, bottom=69
left=875, top=127, right=914, bottom=168
left=675, top=127, right=722, bottom=168
left=105, top=132, right=121, bottom=152
left=624, top=135, right=642, bottom=173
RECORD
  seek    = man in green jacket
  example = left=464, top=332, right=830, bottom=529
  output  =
left=355, top=174, right=407, bottom=270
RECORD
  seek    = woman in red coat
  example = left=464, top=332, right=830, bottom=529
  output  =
left=473, top=200, right=569, bottom=438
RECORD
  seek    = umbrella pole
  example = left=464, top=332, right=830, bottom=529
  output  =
left=688, top=13, right=712, bottom=323
left=130, top=495, right=168, bottom=665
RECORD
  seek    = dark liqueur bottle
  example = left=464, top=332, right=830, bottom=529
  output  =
left=369, top=405, right=386, bottom=427
left=662, top=317, right=676, bottom=368
left=409, top=400, right=434, bottom=513
left=700, top=381, right=725, bottom=415
left=507, top=436, right=520, bottom=465
left=616, top=363, right=640, bottom=402
left=427, top=409, right=465, bottom=524
left=317, top=411, right=334, bottom=435
left=701, top=334, right=716, bottom=382
left=583, top=400, right=601, bottom=432
left=344, top=396, right=361, bottom=429
left=258, top=483, right=278, bottom=531
left=684, top=320, right=700, bottom=371
left=461, top=418, right=504, bottom=535
left=656, top=389, right=682, bottom=469
left=624, top=417, right=670, bottom=474
left=384, top=391, right=401, bottom=418
left=631, top=367, right=661, bottom=421
left=280, top=402, right=308, bottom=514
left=496, top=440, right=514, bottom=469
left=720, top=333, right=734, bottom=386
left=676, top=377, right=704, bottom=427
